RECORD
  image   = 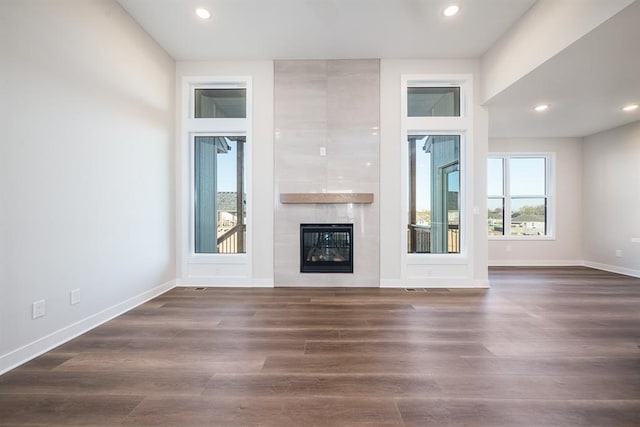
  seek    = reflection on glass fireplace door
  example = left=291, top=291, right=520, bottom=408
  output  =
left=300, top=224, right=353, bottom=273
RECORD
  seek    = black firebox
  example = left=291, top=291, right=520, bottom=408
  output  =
left=300, top=224, right=353, bottom=273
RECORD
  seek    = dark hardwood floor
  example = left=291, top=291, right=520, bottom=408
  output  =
left=1, top=267, right=639, bottom=426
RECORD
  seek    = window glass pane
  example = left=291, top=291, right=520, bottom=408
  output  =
left=195, top=89, right=246, bottom=118
left=487, top=158, right=504, bottom=196
left=510, top=198, right=546, bottom=236
left=194, top=136, right=246, bottom=253
left=408, top=87, right=460, bottom=117
left=487, top=198, right=504, bottom=236
left=408, top=135, right=460, bottom=254
left=510, top=157, right=546, bottom=195
left=445, top=168, right=460, bottom=253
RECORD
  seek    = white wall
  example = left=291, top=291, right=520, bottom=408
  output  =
left=488, top=138, right=583, bottom=266
left=0, top=0, right=176, bottom=373
left=481, top=0, right=634, bottom=103
left=582, top=121, right=640, bottom=277
left=175, top=61, right=274, bottom=286
left=380, top=59, right=489, bottom=288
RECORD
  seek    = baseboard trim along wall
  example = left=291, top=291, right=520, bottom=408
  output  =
left=488, top=259, right=584, bottom=267
left=380, top=279, right=490, bottom=289
left=0, top=280, right=176, bottom=375
left=583, top=261, right=640, bottom=279
left=275, top=282, right=377, bottom=288
left=176, top=278, right=275, bottom=288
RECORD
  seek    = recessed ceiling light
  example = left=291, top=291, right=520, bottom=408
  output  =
left=533, top=104, right=550, bottom=112
left=443, top=5, right=460, bottom=17
left=195, top=8, right=211, bottom=19
left=622, top=103, right=639, bottom=112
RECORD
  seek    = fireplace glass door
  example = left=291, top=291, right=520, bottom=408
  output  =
left=300, top=224, right=353, bottom=273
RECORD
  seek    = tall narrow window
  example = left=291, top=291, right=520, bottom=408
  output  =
left=187, top=79, right=250, bottom=257
left=194, top=136, right=246, bottom=253
left=488, top=155, right=552, bottom=237
left=408, top=135, right=461, bottom=253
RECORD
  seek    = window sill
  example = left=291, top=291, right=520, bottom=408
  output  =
left=488, top=236, right=556, bottom=242
left=406, top=253, right=469, bottom=264
left=188, top=254, right=248, bottom=264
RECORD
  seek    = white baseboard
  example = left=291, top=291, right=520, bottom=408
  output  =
left=380, top=278, right=490, bottom=289
left=176, top=277, right=274, bottom=288
left=583, top=261, right=640, bottom=278
left=488, top=259, right=584, bottom=267
left=379, top=279, right=404, bottom=288
left=0, top=280, right=175, bottom=375
left=274, top=282, right=376, bottom=288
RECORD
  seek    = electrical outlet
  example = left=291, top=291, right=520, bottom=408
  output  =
left=32, top=300, right=46, bottom=319
left=615, top=249, right=623, bottom=258
left=70, top=289, right=80, bottom=305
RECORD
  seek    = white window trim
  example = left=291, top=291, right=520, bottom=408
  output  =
left=181, top=76, right=253, bottom=263
left=400, top=74, right=473, bottom=267
left=488, top=152, right=556, bottom=241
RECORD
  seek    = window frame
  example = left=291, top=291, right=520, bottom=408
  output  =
left=189, top=81, right=247, bottom=119
left=407, top=86, right=461, bottom=117
left=183, top=76, right=253, bottom=261
left=487, top=153, right=555, bottom=241
left=405, top=79, right=468, bottom=119
left=407, top=134, right=463, bottom=254
left=191, top=133, right=247, bottom=255
left=401, top=74, right=472, bottom=262
left=193, top=87, right=247, bottom=119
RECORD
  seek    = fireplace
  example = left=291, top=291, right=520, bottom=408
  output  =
left=300, top=224, right=353, bottom=273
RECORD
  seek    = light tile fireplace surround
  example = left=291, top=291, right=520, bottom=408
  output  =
left=274, top=59, right=380, bottom=286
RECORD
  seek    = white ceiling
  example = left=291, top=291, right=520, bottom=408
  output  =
left=486, top=0, right=640, bottom=138
left=115, top=0, right=536, bottom=60
left=116, top=0, right=640, bottom=138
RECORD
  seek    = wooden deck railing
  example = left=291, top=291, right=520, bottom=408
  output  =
left=217, top=224, right=246, bottom=253
left=408, top=224, right=432, bottom=253
left=408, top=224, right=459, bottom=253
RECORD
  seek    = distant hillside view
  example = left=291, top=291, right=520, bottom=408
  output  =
left=488, top=203, right=545, bottom=236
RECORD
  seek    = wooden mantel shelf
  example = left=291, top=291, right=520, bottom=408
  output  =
left=280, top=193, right=374, bottom=204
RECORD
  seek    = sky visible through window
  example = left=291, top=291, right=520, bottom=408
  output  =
left=415, top=151, right=431, bottom=211
left=214, top=139, right=247, bottom=193
left=488, top=157, right=545, bottom=196
left=217, top=146, right=237, bottom=192
left=510, top=157, right=545, bottom=195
